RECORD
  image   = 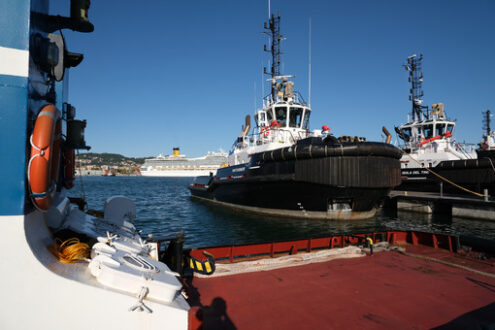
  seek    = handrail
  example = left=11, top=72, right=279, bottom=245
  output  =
left=244, top=127, right=308, bottom=146
left=262, top=90, right=306, bottom=108
left=189, top=230, right=462, bottom=262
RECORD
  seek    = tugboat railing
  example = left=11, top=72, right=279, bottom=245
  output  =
left=243, top=127, right=309, bottom=147
left=262, top=91, right=307, bottom=107
left=398, top=139, right=477, bottom=160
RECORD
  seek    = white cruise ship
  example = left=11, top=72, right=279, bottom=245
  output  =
left=140, top=148, right=228, bottom=177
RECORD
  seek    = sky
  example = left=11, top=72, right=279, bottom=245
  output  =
left=51, top=0, right=495, bottom=158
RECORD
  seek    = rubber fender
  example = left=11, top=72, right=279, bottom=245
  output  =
left=189, top=251, right=216, bottom=275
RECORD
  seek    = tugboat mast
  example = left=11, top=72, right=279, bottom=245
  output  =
left=264, top=12, right=282, bottom=99
left=482, top=109, right=492, bottom=138
left=404, top=54, right=428, bottom=121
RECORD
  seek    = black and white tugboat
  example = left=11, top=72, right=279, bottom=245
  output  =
left=395, top=54, right=495, bottom=195
left=188, top=13, right=402, bottom=220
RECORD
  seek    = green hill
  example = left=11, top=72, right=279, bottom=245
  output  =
left=76, top=152, right=149, bottom=167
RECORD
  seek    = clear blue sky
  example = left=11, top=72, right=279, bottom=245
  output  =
left=52, top=0, right=495, bottom=157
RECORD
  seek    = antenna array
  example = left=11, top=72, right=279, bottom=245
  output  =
left=404, top=54, right=428, bottom=121
left=263, top=12, right=282, bottom=98
left=482, top=109, right=492, bottom=137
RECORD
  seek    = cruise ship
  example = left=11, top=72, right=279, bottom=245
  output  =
left=140, top=148, right=228, bottom=177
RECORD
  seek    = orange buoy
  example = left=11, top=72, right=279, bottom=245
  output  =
left=28, top=104, right=61, bottom=210
left=63, top=149, right=76, bottom=189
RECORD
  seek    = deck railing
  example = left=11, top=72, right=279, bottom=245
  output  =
left=189, top=231, right=459, bottom=263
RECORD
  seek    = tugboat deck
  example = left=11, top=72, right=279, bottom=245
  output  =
left=187, top=244, right=495, bottom=329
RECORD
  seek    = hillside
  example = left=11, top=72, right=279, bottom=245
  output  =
left=76, top=152, right=149, bottom=167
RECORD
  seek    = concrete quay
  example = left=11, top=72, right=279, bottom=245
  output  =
left=386, top=190, right=495, bottom=221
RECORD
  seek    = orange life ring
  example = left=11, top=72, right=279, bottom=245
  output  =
left=28, top=104, right=62, bottom=211
left=63, top=149, right=75, bottom=189
left=261, top=126, right=270, bottom=137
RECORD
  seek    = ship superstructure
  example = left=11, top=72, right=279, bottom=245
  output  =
left=228, top=13, right=311, bottom=165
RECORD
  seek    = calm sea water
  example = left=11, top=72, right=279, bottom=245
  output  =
left=69, top=176, right=495, bottom=248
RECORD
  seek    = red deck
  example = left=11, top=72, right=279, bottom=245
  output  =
left=187, top=245, right=495, bottom=329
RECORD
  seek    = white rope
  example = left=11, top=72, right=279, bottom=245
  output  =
left=27, top=134, right=47, bottom=212
left=198, top=246, right=365, bottom=278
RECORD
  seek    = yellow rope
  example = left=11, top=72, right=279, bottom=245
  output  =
left=49, top=237, right=90, bottom=263
left=400, top=148, right=488, bottom=198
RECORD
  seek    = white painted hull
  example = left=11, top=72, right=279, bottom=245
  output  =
left=141, top=169, right=217, bottom=177
left=0, top=211, right=189, bottom=329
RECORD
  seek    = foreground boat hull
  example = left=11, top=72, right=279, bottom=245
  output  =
left=0, top=212, right=189, bottom=329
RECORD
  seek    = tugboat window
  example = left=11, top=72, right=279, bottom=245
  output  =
left=289, top=107, right=303, bottom=128
left=435, top=124, right=445, bottom=136
left=447, top=124, right=454, bottom=133
left=266, top=109, right=274, bottom=123
left=275, top=107, right=287, bottom=127
left=423, top=124, right=433, bottom=138
left=402, top=127, right=412, bottom=141
left=302, top=109, right=311, bottom=129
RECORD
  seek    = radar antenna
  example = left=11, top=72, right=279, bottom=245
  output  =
left=404, top=54, right=428, bottom=121
left=263, top=12, right=282, bottom=99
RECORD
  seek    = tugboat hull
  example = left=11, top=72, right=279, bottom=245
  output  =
left=399, top=158, right=495, bottom=195
left=190, top=184, right=385, bottom=220
left=189, top=141, right=402, bottom=220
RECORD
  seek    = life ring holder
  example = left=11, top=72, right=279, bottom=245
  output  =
left=261, top=126, right=270, bottom=137
left=27, top=104, right=62, bottom=211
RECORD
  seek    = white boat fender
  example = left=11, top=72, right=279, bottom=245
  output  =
left=45, top=196, right=71, bottom=229
left=91, top=242, right=116, bottom=258
left=96, top=232, right=149, bottom=255
left=89, top=254, right=120, bottom=277
left=103, top=196, right=136, bottom=226
left=88, top=247, right=183, bottom=304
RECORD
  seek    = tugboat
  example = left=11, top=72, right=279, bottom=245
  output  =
left=189, top=13, right=402, bottom=220
left=395, top=54, right=495, bottom=195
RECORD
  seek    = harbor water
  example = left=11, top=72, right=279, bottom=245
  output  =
left=70, top=176, right=495, bottom=248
